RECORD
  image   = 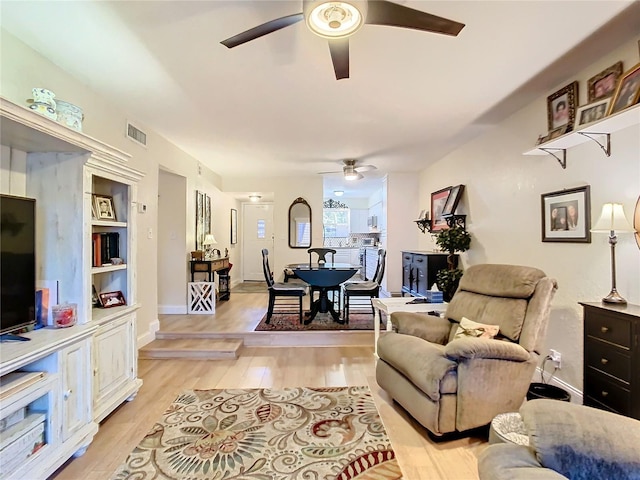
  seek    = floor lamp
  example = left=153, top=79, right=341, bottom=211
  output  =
left=591, top=203, right=634, bottom=304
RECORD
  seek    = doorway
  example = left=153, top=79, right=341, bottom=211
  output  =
left=242, top=203, right=274, bottom=281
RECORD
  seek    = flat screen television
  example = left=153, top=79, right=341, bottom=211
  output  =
left=0, top=194, right=36, bottom=341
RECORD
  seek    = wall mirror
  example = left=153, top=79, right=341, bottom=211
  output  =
left=289, top=197, right=312, bottom=248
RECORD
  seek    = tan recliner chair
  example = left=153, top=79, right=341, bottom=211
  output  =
left=376, top=264, right=558, bottom=437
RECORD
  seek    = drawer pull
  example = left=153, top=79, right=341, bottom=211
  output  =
left=64, top=389, right=72, bottom=400
left=601, top=391, right=609, bottom=397
left=600, top=326, right=609, bottom=333
left=600, top=358, right=609, bottom=365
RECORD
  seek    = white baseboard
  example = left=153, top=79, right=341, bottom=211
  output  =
left=138, top=319, right=160, bottom=348
left=533, top=367, right=583, bottom=404
left=158, top=304, right=187, bottom=314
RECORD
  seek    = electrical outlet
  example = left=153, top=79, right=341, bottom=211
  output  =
left=549, top=349, right=562, bottom=369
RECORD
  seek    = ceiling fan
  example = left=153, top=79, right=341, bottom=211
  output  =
left=221, top=0, right=465, bottom=80
left=319, top=159, right=377, bottom=181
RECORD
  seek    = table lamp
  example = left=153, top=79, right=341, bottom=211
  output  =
left=591, top=203, right=635, bottom=304
left=203, top=234, right=218, bottom=259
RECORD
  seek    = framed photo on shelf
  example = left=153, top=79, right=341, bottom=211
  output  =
left=607, top=62, right=640, bottom=115
left=93, top=195, right=116, bottom=221
left=441, top=184, right=465, bottom=216
left=576, top=98, right=611, bottom=127
left=431, top=186, right=452, bottom=232
left=587, top=61, right=623, bottom=101
left=541, top=185, right=591, bottom=243
left=99, top=290, right=126, bottom=308
left=547, top=81, right=578, bottom=131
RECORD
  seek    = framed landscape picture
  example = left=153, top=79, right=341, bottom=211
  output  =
left=541, top=185, right=591, bottom=243
left=431, top=186, right=452, bottom=232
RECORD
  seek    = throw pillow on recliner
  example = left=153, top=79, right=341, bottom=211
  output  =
left=454, top=317, right=500, bottom=340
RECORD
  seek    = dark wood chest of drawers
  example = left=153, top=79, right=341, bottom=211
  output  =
left=401, top=251, right=449, bottom=297
left=580, top=302, right=640, bottom=419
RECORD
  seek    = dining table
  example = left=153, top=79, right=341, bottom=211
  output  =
left=288, top=262, right=359, bottom=324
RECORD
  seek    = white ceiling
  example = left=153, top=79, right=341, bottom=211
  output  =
left=2, top=1, right=638, bottom=199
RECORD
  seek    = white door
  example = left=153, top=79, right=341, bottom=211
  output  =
left=242, top=203, right=274, bottom=281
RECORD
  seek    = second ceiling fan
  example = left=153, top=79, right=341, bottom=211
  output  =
left=221, top=0, right=465, bottom=80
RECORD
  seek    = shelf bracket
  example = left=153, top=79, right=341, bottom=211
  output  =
left=577, top=132, right=611, bottom=157
left=539, top=148, right=567, bottom=169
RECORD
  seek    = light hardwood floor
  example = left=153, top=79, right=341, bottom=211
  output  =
left=51, top=290, right=487, bottom=480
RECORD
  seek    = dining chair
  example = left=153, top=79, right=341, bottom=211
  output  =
left=343, top=249, right=386, bottom=324
left=261, top=249, right=306, bottom=324
left=307, top=248, right=341, bottom=313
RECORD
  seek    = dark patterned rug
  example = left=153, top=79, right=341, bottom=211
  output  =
left=255, top=312, right=376, bottom=331
left=231, top=281, right=268, bottom=293
left=111, top=386, right=402, bottom=479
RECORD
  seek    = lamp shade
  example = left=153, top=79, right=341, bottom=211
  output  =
left=203, top=234, right=217, bottom=245
left=591, top=203, right=634, bottom=233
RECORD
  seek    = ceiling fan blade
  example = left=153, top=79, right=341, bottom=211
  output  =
left=328, top=38, right=349, bottom=80
left=317, top=170, right=342, bottom=175
left=354, top=165, right=377, bottom=172
left=221, top=13, right=304, bottom=48
left=365, top=0, right=465, bottom=37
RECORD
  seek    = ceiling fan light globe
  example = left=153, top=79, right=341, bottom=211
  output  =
left=304, top=0, right=367, bottom=39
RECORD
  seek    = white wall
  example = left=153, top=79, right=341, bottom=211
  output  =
left=417, top=38, right=640, bottom=392
left=158, top=169, right=187, bottom=312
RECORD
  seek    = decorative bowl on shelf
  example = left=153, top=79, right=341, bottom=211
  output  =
left=56, top=100, right=83, bottom=131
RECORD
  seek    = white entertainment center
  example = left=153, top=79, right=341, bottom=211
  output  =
left=0, top=97, right=143, bottom=479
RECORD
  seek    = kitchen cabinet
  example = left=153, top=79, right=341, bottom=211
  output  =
left=401, top=251, right=449, bottom=297
left=580, top=302, right=640, bottom=419
left=350, top=209, right=368, bottom=233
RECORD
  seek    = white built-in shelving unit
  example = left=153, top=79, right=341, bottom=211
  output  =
left=0, top=97, right=143, bottom=478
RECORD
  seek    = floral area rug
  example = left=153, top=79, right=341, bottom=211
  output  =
left=111, top=386, right=402, bottom=480
left=255, top=312, right=376, bottom=331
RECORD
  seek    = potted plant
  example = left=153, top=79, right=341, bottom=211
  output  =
left=434, top=225, right=471, bottom=301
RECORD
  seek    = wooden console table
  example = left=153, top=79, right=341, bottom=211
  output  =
left=190, top=258, right=231, bottom=301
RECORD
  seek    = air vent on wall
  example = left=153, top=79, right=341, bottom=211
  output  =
left=126, top=121, right=147, bottom=147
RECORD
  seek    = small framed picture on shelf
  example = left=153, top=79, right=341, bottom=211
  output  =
left=430, top=186, right=452, bottom=232
left=92, top=285, right=100, bottom=307
left=441, top=184, right=465, bottom=216
left=541, top=185, right=591, bottom=243
left=607, top=62, right=640, bottom=115
left=576, top=98, right=611, bottom=127
left=99, top=290, right=126, bottom=308
left=587, top=61, right=623, bottom=101
left=93, top=194, right=116, bottom=221
left=547, top=81, right=578, bottom=131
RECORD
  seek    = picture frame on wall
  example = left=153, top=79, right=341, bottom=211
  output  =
left=541, top=185, right=591, bottom=243
left=441, top=184, right=465, bottom=216
left=576, top=98, right=611, bottom=127
left=93, top=194, right=116, bottom=221
left=587, top=61, right=623, bottom=101
left=431, top=186, right=452, bottom=232
left=607, top=62, right=640, bottom=115
left=230, top=208, right=238, bottom=244
left=195, top=191, right=204, bottom=251
left=547, top=81, right=578, bottom=132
